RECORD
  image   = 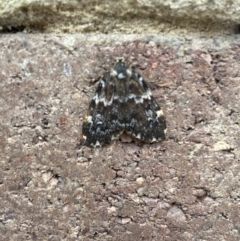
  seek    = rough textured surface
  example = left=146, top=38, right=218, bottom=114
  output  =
left=0, top=0, right=240, bottom=35
left=0, top=34, right=240, bottom=240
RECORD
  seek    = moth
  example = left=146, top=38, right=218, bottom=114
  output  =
left=82, top=58, right=166, bottom=147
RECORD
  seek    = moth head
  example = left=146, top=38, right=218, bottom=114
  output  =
left=111, top=57, right=132, bottom=80
left=115, top=57, right=125, bottom=64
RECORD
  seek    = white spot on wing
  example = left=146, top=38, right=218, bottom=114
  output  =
left=100, top=79, right=105, bottom=88
left=146, top=109, right=153, bottom=117
left=134, top=98, right=144, bottom=104
left=136, top=133, right=141, bottom=139
left=128, top=89, right=152, bottom=103
left=151, top=137, right=157, bottom=142
left=111, top=69, right=117, bottom=76
left=86, top=116, right=92, bottom=122
left=118, top=73, right=125, bottom=79
left=145, top=89, right=152, bottom=98
left=93, top=94, right=99, bottom=104
left=127, top=69, right=132, bottom=76
left=102, top=96, right=114, bottom=106
left=156, top=110, right=164, bottom=117
left=95, top=113, right=103, bottom=125
left=128, top=94, right=137, bottom=99
left=95, top=141, right=101, bottom=147
left=84, top=115, right=93, bottom=128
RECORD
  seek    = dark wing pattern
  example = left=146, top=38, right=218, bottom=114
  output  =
left=82, top=58, right=166, bottom=147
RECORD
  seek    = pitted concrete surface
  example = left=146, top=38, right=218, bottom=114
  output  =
left=0, top=34, right=240, bottom=240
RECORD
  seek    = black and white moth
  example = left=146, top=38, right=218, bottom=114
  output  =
left=82, top=58, right=166, bottom=147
